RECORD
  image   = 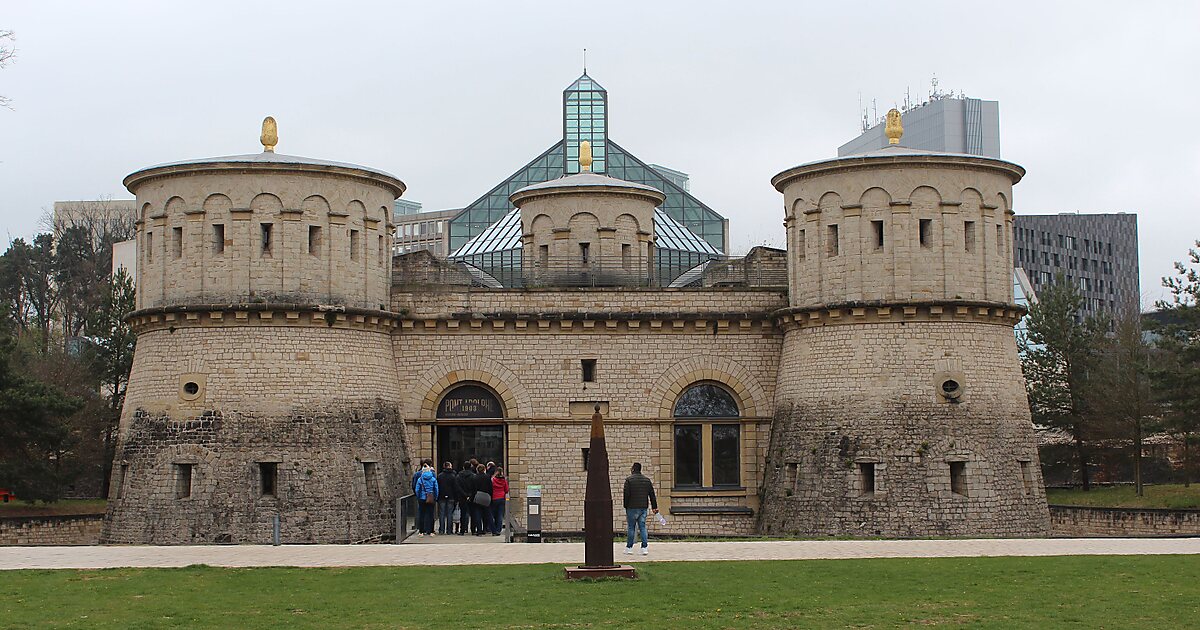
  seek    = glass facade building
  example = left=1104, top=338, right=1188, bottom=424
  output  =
left=446, top=72, right=729, bottom=283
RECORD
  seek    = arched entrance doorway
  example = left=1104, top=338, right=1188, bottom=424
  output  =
left=435, top=383, right=506, bottom=469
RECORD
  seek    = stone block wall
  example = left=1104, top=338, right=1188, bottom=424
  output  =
left=394, top=291, right=784, bottom=536
left=132, top=170, right=395, bottom=310
left=760, top=318, right=1050, bottom=537
left=102, top=323, right=409, bottom=544
left=0, top=515, right=104, bottom=546
left=1049, top=506, right=1200, bottom=537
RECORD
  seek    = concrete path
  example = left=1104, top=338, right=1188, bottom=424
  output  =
left=2, top=537, right=1198, bottom=570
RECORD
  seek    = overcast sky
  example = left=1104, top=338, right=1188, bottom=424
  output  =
left=2, top=1, right=1197, bottom=306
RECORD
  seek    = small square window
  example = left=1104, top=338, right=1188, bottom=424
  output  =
left=174, top=463, right=193, bottom=499
left=259, top=462, right=278, bottom=497
left=919, top=219, right=932, bottom=248
left=950, top=461, right=967, bottom=496
left=581, top=359, right=596, bottom=383
left=260, top=223, right=273, bottom=257
left=858, top=462, right=875, bottom=496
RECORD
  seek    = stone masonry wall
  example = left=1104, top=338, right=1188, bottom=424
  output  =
left=0, top=515, right=104, bottom=546
left=103, top=324, right=409, bottom=544
left=394, top=293, right=784, bottom=536
left=1049, top=506, right=1200, bottom=537
left=760, top=319, right=1050, bottom=538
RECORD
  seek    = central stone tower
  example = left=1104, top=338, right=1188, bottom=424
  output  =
left=758, top=111, right=1050, bottom=537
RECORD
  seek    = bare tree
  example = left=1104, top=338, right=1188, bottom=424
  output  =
left=0, top=30, right=16, bottom=109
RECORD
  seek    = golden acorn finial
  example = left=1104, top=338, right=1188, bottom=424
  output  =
left=579, top=140, right=593, bottom=172
left=260, top=116, right=278, bottom=153
left=884, top=108, right=903, bottom=145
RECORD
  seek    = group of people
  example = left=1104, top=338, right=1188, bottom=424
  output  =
left=412, top=458, right=509, bottom=537
left=412, top=458, right=662, bottom=553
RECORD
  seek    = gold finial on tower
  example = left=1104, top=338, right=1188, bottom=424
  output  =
left=579, top=139, right=593, bottom=172
left=885, top=108, right=903, bottom=145
left=260, top=116, right=278, bottom=153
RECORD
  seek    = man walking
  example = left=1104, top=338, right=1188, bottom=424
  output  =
left=622, top=462, right=658, bottom=556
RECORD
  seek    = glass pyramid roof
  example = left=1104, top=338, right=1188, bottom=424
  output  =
left=566, top=72, right=605, bottom=92
left=449, top=207, right=719, bottom=259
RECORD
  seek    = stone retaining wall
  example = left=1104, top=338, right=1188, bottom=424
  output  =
left=1049, top=505, right=1200, bottom=537
left=0, top=515, right=104, bottom=546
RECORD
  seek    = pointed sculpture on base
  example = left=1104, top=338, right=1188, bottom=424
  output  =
left=564, top=404, right=637, bottom=580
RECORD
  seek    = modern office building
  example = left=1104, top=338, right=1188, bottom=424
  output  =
left=840, top=95, right=1000, bottom=158
left=446, top=72, right=729, bottom=284
left=1012, top=213, right=1140, bottom=319
left=393, top=207, right=459, bottom=258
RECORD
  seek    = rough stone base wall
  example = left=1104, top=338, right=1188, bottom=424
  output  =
left=102, top=402, right=408, bottom=545
left=760, top=320, right=1051, bottom=538
left=0, top=515, right=104, bottom=546
left=1049, top=506, right=1200, bottom=537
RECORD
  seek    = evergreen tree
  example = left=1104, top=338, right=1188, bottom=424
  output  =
left=1149, top=241, right=1200, bottom=486
left=1021, top=272, right=1109, bottom=490
left=0, top=336, right=83, bottom=502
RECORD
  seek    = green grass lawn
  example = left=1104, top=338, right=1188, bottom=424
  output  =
left=1046, top=484, right=1200, bottom=509
left=3, top=556, right=1198, bottom=628
left=0, top=499, right=107, bottom=518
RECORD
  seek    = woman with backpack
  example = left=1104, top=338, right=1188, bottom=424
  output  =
left=414, top=463, right=439, bottom=537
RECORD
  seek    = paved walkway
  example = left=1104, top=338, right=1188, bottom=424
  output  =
left=2, top=537, right=1198, bottom=570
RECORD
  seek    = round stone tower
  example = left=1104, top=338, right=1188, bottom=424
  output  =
left=759, top=111, right=1050, bottom=537
left=513, top=141, right=663, bottom=286
left=102, top=119, right=411, bottom=544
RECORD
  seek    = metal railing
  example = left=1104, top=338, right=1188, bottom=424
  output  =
left=394, top=251, right=789, bottom=290
left=395, top=493, right=416, bottom=543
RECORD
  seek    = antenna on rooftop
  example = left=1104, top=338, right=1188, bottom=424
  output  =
left=583, top=48, right=587, bottom=74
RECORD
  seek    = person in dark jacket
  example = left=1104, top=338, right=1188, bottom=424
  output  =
left=436, top=461, right=460, bottom=535
left=473, top=464, right=493, bottom=535
left=414, top=463, right=439, bottom=537
left=622, top=462, right=659, bottom=555
left=456, top=462, right=474, bottom=535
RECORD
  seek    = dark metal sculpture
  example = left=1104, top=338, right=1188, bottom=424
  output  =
left=565, top=404, right=635, bottom=579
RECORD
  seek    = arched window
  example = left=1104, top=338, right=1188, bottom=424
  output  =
left=672, top=382, right=741, bottom=488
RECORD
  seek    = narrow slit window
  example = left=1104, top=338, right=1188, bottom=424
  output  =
left=378, top=235, right=385, bottom=263
left=950, top=461, right=967, bottom=496
left=872, top=220, right=884, bottom=250
left=117, top=463, right=128, bottom=499
left=1019, top=460, right=1033, bottom=495
left=539, top=244, right=549, bottom=268
left=579, top=242, right=590, bottom=264
left=622, top=244, right=632, bottom=270
left=174, top=463, right=192, bottom=499
left=797, top=229, right=806, bottom=260
left=964, top=221, right=976, bottom=252
left=172, top=227, right=183, bottom=259
left=581, top=359, right=597, bottom=383
left=996, top=224, right=1004, bottom=253
left=146, top=232, right=153, bottom=262
left=308, top=226, right=321, bottom=256
left=919, top=219, right=932, bottom=248
left=826, top=224, right=839, bottom=257
left=350, top=229, right=360, bottom=261
left=260, top=223, right=273, bottom=257
left=858, top=462, right=875, bottom=496
left=213, top=224, right=225, bottom=254
left=581, top=447, right=590, bottom=471
left=785, top=462, right=799, bottom=492
left=259, top=462, right=277, bottom=497
left=362, top=462, right=378, bottom=498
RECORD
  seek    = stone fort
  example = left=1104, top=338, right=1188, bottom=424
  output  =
left=102, top=76, right=1049, bottom=544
